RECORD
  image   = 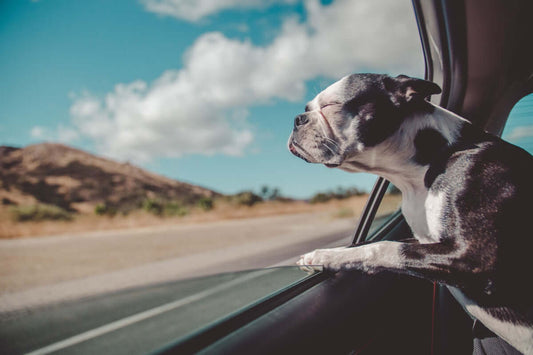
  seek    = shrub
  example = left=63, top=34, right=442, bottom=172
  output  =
left=259, top=185, right=282, bottom=201
left=94, top=203, right=107, bottom=215
left=310, top=193, right=331, bottom=204
left=94, top=203, right=117, bottom=216
left=10, top=204, right=72, bottom=222
left=310, top=186, right=366, bottom=203
left=233, top=191, right=263, bottom=206
left=198, top=197, right=214, bottom=211
left=142, top=198, right=164, bottom=215
left=163, top=202, right=188, bottom=217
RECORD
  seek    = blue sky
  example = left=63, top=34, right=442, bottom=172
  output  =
left=1, top=0, right=531, bottom=199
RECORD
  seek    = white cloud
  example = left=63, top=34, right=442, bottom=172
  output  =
left=505, top=125, right=533, bottom=141
left=31, top=124, right=79, bottom=143
left=64, top=0, right=423, bottom=163
left=30, top=126, right=48, bottom=139
left=140, top=0, right=297, bottom=22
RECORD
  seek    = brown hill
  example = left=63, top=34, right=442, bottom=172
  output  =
left=0, top=143, right=219, bottom=213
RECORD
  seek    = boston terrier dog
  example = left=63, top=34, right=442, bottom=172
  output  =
left=289, top=73, right=533, bottom=354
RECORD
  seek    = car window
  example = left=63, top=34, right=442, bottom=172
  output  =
left=365, top=182, right=402, bottom=241
left=502, top=94, right=533, bottom=154
left=0, top=266, right=322, bottom=354
left=0, top=1, right=424, bottom=353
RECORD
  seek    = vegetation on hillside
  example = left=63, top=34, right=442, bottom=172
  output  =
left=9, top=204, right=73, bottom=222
left=310, top=186, right=366, bottom=204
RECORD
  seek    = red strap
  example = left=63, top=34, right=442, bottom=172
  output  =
left=431, top=281, right=437, bottom=355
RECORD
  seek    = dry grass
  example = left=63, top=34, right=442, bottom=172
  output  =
left=0, top=195, right=370, bottom=239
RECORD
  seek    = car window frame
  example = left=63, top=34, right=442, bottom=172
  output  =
left=351, top=177, right=391, bottom=245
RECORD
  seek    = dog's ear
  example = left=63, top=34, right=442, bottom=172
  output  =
left=384, top=75, right=441, bottom=105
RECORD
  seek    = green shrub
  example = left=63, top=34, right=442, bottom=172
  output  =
left=94, top=203, right=107, bottom=215
left=310, top=186, right=366, bottom=203
left=10, top=204, right=72, bottom=222
left=233, top=191, right=263, bottom=206
left=259, top=185, right=282, bottom=201
left=310, top=193, right=331, bottom=204
left=198, top=197, right=214, bottom=211
left=163, top=202, right=188, bottom=217
left=142, top=199, right=164, bottom=215
left=94, top=203, right=117, bottom=216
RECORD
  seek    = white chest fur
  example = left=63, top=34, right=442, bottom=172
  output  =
left=401, top=189, right=444, bottom=244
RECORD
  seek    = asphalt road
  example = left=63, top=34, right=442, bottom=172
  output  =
left=0, top=212, right=356, bottom=354
left=0, top=268, right=316, bottom=355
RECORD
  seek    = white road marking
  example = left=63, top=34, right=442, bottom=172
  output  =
left=25, top=269, right=275, bottom=355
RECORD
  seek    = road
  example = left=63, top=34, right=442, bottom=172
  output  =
left=0, top=212, right=356, bottom=354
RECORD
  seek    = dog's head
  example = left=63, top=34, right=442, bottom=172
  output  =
left=288, top=73, right=441, bottom=169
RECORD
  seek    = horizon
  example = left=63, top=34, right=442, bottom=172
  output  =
left=2, top=0, right=531, bottom=199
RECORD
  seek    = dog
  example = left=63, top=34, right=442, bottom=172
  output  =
left=289, top=74, right=533, bottom=354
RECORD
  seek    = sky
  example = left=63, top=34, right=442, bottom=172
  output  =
left=1, top=0, right=531, bottom=199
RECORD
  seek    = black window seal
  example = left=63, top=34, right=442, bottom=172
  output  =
left=351, top=177, right=390, bottom=246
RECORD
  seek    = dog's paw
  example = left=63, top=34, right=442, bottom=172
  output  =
left=297, top=248, right=346, bottom=273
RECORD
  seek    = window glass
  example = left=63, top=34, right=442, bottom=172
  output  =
left=366, top=183, right=402, bottom=239
left=502, top=94, right=533, bottom=154
left=0, top=2, right=423, bottom=347
left=0, top=267, right=319, bottom=354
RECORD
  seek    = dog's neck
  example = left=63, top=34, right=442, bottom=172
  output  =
left=341, top=104, right=470, bottom=240
left=341, top=103, right=470, bottom=195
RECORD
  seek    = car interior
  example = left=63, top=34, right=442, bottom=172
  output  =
left=155, top=0, right=533, bottom=354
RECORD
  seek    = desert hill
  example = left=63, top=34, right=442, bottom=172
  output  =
left=0, top=143, right=219, bottom=213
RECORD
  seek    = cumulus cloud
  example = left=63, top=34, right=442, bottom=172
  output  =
left=64, top=0, right=423, bottom=163
left=141, top=0, right=297, bottom=22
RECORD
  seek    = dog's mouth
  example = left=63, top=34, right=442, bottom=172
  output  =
left=289, top=141, right=311, bottom=163
left=290, top=140, right=342, bottom=168
left=324, top=163, right=340, bottom=168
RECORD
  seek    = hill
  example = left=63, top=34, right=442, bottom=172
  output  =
left=0, top=143, right=219, bottom=214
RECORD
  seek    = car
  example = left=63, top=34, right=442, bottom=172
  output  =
left=2, top=1, right=531, bottom=354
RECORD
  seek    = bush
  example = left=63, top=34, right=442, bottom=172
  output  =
left=10, top=204, right=72, bottom=222
left=310, top=186, right=366, bottom=203
left=141, top=199, right=189, bottom=217
left=94, top=203, right=117, bottom=216
left=163, top=202, right=188, bottom=217
left=310, top=193, right=331, bottom=204
left=94, top=204, right=107, bottom=215
left=197, top=197, right=214, bottom=211
left=232, top=191, right=263, bottom=206
left=259, top=185, right=282, bottom=201
left=142, top=198, right=164, bottom=215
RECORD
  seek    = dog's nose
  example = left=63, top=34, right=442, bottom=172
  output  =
left=294, top=114, right=309, bottom=128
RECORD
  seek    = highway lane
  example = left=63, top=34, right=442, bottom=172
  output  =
left=0, top=213, right=355, bottom=354
left=0, top=268, right=314, bottom=355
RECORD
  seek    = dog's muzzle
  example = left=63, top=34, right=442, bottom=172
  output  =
left=288, top=139, right=310, bottom=162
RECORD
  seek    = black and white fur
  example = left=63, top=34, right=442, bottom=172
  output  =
left=289, top=74, right=533, bottom=354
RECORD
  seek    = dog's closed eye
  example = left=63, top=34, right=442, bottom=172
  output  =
left=320, top=103, right=342, bottom=112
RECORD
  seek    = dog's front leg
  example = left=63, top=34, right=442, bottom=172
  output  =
left=298, top=240, right=492, bottom=289
left=297, top=241, right=404, bottom=274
